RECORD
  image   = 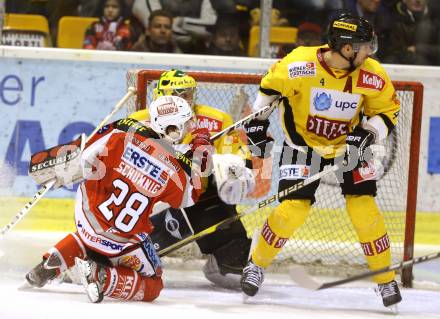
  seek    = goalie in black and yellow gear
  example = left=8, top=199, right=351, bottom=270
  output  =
left=130, top=69, right=255, bottom=289
left=241, top=14, right=402, bottom=308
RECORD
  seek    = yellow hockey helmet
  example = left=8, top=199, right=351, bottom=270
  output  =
left=153, top=69, right=197, bottom=104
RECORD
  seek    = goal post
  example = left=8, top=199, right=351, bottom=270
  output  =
left=393, top=81, right=423, bottom=287
left=126, top=69, right=423, bottom=288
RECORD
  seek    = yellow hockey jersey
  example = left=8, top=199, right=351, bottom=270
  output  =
left=260, top=45, right=400, bottom=158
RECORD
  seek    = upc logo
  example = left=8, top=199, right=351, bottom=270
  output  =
left=313, top=92, right=332, bottom=111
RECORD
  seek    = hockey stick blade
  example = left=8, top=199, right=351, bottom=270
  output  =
left=289, top=250, right=440, bottom=290
left=289, top=266, right=322, bottom=290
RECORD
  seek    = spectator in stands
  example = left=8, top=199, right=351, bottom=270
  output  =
left=327, top=0, right=392, bottom=60
left=83, top=0, right=133, bottom=50
left=131, top=0, right=217, bottom=52
left=384, top=0, right=440, bottom=65
left=248, top=0, right=343, bottom=28
left=208, top=1, right=252, bottom=54
left=277, top=22, right=323, bottom=58
left=204, top=14, right=245, bottom=56
left=131, top=9, right=181, bottom=53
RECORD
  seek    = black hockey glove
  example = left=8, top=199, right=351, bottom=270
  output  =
left=244, top=118, right=274, bottom=158
left=345, top=126, right=375, bottom=164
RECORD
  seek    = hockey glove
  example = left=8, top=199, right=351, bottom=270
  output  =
left=191, top=128, right=213, bottom=173
left=212, top=154, right=255, bottom=205
left=345, top=126, right=375, bottom=165
left=244, top=118, right=274, bottom=158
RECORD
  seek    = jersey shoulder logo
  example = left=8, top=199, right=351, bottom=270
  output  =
left=288, top=61, right=316, bottom=78
left=356, top=69, right=385, bottom=91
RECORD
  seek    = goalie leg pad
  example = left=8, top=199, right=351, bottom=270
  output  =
left=104, top=267, right=163, bottom=302
left=346, top=195, right=394, bottom=284
left=149, top=208, right=194, bottom=252
left=185, top=188, right=247, bottom=254
left=202, top=254, right=241, bottom=289
left=252, top=199, right=311, bottom=268
left=203, top=237, right=251, bottom=289
left=212, top=237, right=251, bottom=274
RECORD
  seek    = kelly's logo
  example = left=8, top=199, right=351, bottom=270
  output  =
left=196, top=115, right=221, bottom=132
left=357, top=70, right=385, bottom=91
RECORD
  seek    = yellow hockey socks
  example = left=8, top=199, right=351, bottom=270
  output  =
left=252, top=199, right=311, bottom=268
left=346, top=195, right=394, bottom=283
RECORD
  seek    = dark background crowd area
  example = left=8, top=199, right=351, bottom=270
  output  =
left=4, top=0, right=440, bottom=66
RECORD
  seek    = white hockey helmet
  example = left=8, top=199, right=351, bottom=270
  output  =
left=149, top=95, right=194, bottom=144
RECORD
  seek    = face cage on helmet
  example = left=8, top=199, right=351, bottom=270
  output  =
left=163, top=119, right=193, bottom=144
left=351, top=33, right=378, bottom=55
left=154, top=87, right=195, bottom=105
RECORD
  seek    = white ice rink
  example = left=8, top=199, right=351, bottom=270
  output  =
left=1, top=232, right=439, bottom=319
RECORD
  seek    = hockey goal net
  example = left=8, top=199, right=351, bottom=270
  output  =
left=126, top=69, right=423, bottom=287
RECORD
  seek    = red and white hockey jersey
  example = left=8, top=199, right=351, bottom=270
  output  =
left=75, top=118, right=201, bottom=256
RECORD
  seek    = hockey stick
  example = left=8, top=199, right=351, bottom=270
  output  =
left=289, top=250, right=440, bottom=290
left=0, top=87, right=136, bottom=238
left=210, top=102, right=276, bottom=141
left=158, top=163, right=341, bottom=257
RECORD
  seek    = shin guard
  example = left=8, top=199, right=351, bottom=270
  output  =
left=346, top=195, right=394, bottom=283
left=252, top=199, right=311, bottom=268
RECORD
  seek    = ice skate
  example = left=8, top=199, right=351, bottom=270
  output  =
left=241, top=260, right=264, bottom=297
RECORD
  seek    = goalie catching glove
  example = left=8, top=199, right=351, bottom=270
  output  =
left=244, top=118, right=274, bottom=159
left=213, top=154, right=255, bottom=205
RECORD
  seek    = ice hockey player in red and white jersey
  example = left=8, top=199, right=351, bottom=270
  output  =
left=24, top=96, right=213, bottom=303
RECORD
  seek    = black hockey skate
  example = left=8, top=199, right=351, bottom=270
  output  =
left=241, top=260, right=264, bottom=296
left=25, top=259, right=57, bottom=288
left=377, top=280, right=402, bottom=308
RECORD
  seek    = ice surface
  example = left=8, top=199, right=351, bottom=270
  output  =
left=0, top=232, right=439, bottom=319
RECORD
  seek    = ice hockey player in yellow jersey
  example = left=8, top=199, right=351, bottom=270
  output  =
left=241, top=14, right=402, bottom=308
left=130, top=69, right=255, bottom=289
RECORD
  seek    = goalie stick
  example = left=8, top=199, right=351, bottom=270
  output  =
left=158, top=163, right=341, bottom=257
left=0, top=87, right=137, bottom=238
left=289, top=250, right=440, bottom=290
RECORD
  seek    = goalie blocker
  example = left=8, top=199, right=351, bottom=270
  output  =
left=29, top=134, right=86, bottom=189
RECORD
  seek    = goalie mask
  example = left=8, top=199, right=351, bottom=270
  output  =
left=149, top=95, right=194, bottom=144
left=153, top=69, right=197, bottom=106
